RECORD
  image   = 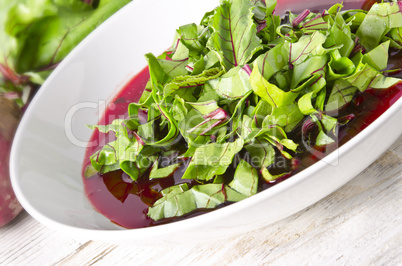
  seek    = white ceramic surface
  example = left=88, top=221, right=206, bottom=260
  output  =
left=10, top=0, right=402, bottom=243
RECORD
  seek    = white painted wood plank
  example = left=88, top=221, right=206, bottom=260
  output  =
left=1, top=136, right=401, bottom=265
left=0, top=213, right=86, bottom=265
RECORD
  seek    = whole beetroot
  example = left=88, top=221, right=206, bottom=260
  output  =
left=0, top=97, right=23, bottom=227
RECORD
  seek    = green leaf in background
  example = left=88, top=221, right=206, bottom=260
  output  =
left=5, top=0, right=131, bottom=74
left=0, top=0, right=130, bottom=108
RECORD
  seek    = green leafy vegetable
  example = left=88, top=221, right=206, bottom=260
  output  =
left=207, top=0, right=263, bottom=71
left=87, top=0, right=402, bottom=222
left=357, top=1, right=402, bottom=51
left=250, top=63, right=298, bottom=108
left=150, top=162, right=181, bottom=179
left=228, top=160, right=258, bottom=196
left=0, top=0, right=130, bottom=106
left=147, top=183, right=246, bottom=221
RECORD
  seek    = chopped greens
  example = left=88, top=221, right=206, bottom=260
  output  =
left=88, top=0, right=402, bottom=222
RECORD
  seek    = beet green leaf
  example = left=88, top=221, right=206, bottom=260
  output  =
left=207, top=0, right=263, bottom=71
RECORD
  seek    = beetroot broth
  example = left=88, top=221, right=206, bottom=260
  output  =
left=82, top=0, right=402, bottom=229
left=82, top=67, right=153, bottom=228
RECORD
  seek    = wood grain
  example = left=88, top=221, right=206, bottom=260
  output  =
left=1, top=136, right=401, bottom=265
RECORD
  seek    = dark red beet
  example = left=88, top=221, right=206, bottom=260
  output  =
left=0, top=97, right=23, bottom=227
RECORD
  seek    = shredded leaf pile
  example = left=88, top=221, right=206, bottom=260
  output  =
left=87, top=0, right=402, bottom=221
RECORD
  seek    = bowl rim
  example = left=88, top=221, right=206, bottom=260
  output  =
left=10, top=0, right=402, bottom=240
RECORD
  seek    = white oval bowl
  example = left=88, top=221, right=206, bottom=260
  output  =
left=10, top=0, right=402, bottom=243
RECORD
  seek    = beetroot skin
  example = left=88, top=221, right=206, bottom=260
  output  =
left=0, top=98, right=23, bottom=227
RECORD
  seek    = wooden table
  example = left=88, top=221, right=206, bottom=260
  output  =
left=1, top=135, right=401, bottom=265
